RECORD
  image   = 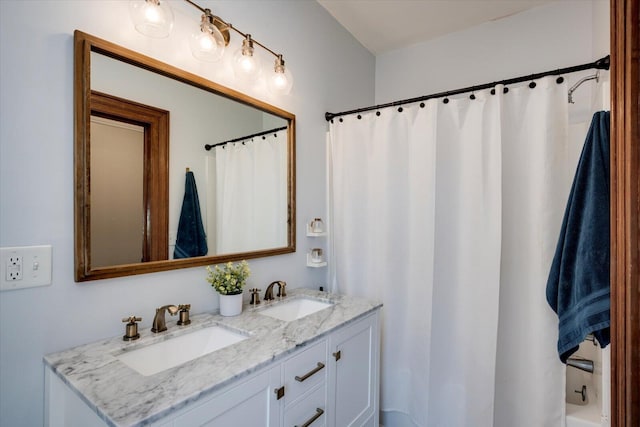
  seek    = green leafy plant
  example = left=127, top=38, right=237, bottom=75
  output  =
left=206, top=261, right=250, bottom=295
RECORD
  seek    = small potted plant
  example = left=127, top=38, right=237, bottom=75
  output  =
left=206, top=260, right=250, bottom=316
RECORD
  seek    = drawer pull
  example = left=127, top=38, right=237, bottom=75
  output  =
left=296, top=407, right=324, bottom=427
left=333, top=350, right=341, bottom=361
left=294, top=362, right=325, bottom=382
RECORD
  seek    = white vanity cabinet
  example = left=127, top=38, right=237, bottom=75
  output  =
left=45, top=301, right=380, bottom=427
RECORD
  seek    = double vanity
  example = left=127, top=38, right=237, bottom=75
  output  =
left=44, top=289, right=381, bottom=426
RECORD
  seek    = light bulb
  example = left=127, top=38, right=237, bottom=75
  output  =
left=189, top=11, right=226, bottom=62
left=144, top=5, right=160, bottom=23
left=199, top=35, right=214, bottom=51
left=129, top=0, right=174, bottom=38
left=232, top=35, right=261, bottom=82
left=267, top=55, right=293, bottom=95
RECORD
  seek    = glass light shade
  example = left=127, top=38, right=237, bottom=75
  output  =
left=232, top=46, right=261, bottom=82
left=267, top=65, right=293, bottom=95
left=189, top=22, right=226, bottom=62
left=129, top=0, right=174, bottom=38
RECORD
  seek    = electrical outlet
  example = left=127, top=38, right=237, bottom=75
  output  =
left=6, top=255, right=23, bottom=281
left=0, top=245, right=52, bottom=291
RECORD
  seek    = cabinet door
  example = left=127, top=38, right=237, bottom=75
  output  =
left=46, top=369, right=107, bottom=427
left=173, top=366, right=280, bottom=427
left=329, top=312, right=379, bottom=427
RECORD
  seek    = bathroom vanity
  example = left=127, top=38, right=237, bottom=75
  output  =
left=44, top=289, right=381, bottom=427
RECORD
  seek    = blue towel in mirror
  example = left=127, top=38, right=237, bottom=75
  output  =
left=174, top=171, right=208, bottom=259
left=546, top=111, right=610, bottom=363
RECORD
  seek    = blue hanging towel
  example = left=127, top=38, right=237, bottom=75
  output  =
left=546, top=111, right=610, bottom=363
left=174, top=170, right=208, bottom=259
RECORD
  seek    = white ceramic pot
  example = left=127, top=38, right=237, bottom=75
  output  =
left=219, top=292, right=243, bottom=316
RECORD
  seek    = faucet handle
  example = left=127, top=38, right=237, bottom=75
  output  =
left=250, top=288, right=261, bottom=305
left=122, top=315, right=142, bottom=341
left=177, top=304, right=191, bottom=326
left=277, top=281, right=287, bottom=298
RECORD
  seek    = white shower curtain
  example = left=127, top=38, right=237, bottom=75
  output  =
left=214, top=129, right=288, bottom=253
left=328, top=76, right=568, bottom=427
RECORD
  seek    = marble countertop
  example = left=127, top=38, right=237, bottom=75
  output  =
left=44, top=288, right=382, bottom=427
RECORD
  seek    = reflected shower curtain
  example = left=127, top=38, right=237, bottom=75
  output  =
left=328, top=76, right=568, bottom=427
left=214, top=130, right=287, bottom=253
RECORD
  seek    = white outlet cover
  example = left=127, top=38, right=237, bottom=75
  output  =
left=0, top=245, right=52, bottom=291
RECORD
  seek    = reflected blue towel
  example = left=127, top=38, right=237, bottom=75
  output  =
left=546, top=111, right=610, bottom=363
left=174, top=171, right=208, bottom=259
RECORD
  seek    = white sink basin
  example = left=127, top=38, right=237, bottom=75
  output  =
left=117, top=326, right=247, bottom=376
left=259, top=298, right=333, bottom=322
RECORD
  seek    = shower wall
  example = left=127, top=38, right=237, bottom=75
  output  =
left=374, top=1, right=609, bottom=105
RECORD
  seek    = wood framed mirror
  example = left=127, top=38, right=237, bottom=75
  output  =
left=74, top=30, right=296, bottom=281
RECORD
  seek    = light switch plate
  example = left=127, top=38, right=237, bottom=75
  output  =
left=0, top=245, right=52, bottom=291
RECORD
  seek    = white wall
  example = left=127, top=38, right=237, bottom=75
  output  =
left=0, top=1, right=374, bottom=425
left=375, top=1, right=609, bottom=105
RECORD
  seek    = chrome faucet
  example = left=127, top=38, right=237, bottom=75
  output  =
left=151, top=305, right=179, bottom=333
left=264, top=281, right=287, bottom=301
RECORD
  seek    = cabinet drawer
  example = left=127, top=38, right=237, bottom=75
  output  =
left=284, top=384, right=326, bottom=427
left=284, top=339, right=327, bottom=406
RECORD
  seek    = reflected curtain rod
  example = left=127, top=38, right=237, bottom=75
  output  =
left=325, top=55, right=610, bottom=121
left=205, top=126, right=288, bottom=151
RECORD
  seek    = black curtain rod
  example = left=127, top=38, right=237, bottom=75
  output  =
left=205, top=126, right=288, bottom=151
left=325, top=55, right=610, bottom=122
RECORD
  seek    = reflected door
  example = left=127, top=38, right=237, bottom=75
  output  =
left=90, top=117, right=144, bottom=266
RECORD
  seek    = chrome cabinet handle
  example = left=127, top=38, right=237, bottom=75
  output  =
left=294, top=362, right=325, bottom=382
left=296, top=408, right=324, bottom=427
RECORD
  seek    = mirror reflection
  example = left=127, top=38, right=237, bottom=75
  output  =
left=75, top=31, right=295, bottom=281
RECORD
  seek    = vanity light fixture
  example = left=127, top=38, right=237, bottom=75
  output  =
left=189, top=8, right=227, bottom=62
left=129, top=0, right=174, bottom=38
left=129, top=0, right=293, bottom=94
left=232, top=34, right=261, bottom=82
left=268, top=54, right=294, bottom=96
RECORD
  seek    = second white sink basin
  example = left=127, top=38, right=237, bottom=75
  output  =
left=117, top=325, right=247, bottom=376
left=259, top=298, right=333, bottom=322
